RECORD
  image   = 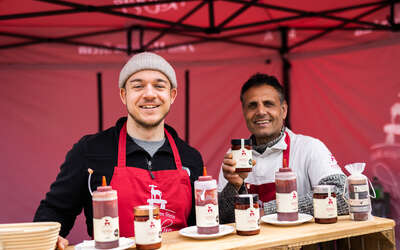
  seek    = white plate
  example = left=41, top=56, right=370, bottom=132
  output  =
left=75, top=237, right=135, bottom=250
left=261, top=213, right=313, bottom=226
left=179, top=225, right=234, bottom=240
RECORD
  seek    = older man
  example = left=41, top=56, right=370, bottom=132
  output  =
left=218, top=73, right=348, bottom=223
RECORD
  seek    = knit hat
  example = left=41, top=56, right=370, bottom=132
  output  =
left=118, top=52, right=177, bottom=89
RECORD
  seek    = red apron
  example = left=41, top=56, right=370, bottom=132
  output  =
left=110, top=122, right=192, bottom=237
left=247, top=131, right=291, bottom=203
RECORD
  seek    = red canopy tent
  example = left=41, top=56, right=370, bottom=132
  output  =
left=1, top=0, right=400, bottom=245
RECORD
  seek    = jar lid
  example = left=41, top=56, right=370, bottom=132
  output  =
left=231, top=139, right=252, bottom=146
left=313, top=185, right=336, bottom=194
left=134, top=205, right=160, bottom=216
left=235, top=194, right=259, bottom=205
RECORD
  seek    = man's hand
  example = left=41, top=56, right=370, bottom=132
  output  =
left=56, top=235, right=69, bottom=250
left=222, top=153, right=255, bottom=190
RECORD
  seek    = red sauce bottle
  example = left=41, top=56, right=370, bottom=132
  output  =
left=275, top=168, right=298, bottom=221
left=194, top=176, right=219, bottom=234
left=92, top=182, right=119, bottom=249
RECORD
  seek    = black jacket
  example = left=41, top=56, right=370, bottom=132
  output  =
left=34, top=117, right=203, bottom=237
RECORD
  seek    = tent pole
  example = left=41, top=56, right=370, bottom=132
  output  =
left=185, top=70, right=190, bottom=143
left=127, top=28, right=132, bottom=55
left=279, top=27, right=291, bottom=130
left=97, top=72, right=104, bottom=132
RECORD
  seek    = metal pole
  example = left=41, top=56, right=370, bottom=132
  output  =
left=280, top=27, right=291, bottom=129
left=97, top=72, right=103, bottom=132
left=185, top=70, right=190, bottom=143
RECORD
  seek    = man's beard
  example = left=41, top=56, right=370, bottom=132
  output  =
left=127, top=108, right=170, bottom=129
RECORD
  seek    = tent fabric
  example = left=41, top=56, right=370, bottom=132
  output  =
left=1, top=0, right=400, bottom=245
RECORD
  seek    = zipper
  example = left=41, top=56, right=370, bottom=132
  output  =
left=146, top=158, right=155, bottom=179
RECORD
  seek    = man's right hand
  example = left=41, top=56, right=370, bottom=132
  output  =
left=222, top=153, right=255, bottom=190
left=56, top=235, right=69, bottom=250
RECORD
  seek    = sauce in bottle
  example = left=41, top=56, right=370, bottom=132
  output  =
left=275, top=166, right=298, bottom=221
left=92, top=176, right=119, bottom=249
left=195, top=174, right=219, bottom=234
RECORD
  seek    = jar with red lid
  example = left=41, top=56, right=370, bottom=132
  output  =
left=134, top=205, right=162, bottom=250
left=313, top=185, right=337, bottom=224
left=234, top=194, right=260, bottom=236
left=92, top=185, right=119, bottom=249
left=275, top=168, right=298, bottom=221
left=195, top=176, right=219, bottom=234
left=231, top=139, right=252, bottom=173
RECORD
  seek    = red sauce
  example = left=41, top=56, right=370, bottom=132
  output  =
left=231, top=139, right=252, bottom=173
left=275, top=168, right=298, bottom=221
left=234, top=201, right=260, bottom=236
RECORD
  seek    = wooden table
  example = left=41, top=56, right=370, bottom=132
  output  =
left=67, top=216, right=396, bottom=250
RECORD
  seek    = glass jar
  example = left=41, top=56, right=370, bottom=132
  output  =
left=92, top=186, right=119, bottom=249
left=195, top=176, right=219, bottom=234
left=275, top=168, right=298, bottom=221
left=313, top=185, right=337, bottom=224
left=231, top=139, right=252, bottom=173
left=134, top=205, right=161, bottom=250
left=348, top=178, right=370, bottom=221
left=234, top=194, right=260, bottom=236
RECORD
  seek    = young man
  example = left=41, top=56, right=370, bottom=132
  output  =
left=34, top=52, right=203, bottom=249
left=218, top=73, right=348, bottom=223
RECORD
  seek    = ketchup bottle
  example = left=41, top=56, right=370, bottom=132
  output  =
left=194, top=167, right=219, bottom=234
left=275, top=162, right=298, bottom=221
left=92, top=176, right=119, bottom=249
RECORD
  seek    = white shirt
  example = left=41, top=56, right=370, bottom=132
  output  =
left=217, top=128, right=344, bottom=197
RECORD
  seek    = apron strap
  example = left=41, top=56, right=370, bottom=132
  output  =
left=282, top=131, right=290, bottom=168
left=164, top=128, right=183, bottom=170
left=117, top=122, right=127, bottom=167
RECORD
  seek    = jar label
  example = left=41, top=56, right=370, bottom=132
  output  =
left=276, top=191, right=298, bottom=213
left=313, top=197, right=337, bottom=219
left=134, top=219, right=162, bottom=245
left=232, top=148, right=252, bottom=169
left=234, top=207, right=260, bottom=231
left=349, top=198, right=370, bottom=206
left=353, top=184, right=368, bottom=192
left=93, top=216, right=119, bottom=242
left=195, top=204, right=219, bottom=227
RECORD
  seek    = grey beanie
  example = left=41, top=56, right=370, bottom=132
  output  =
left=119, top=52, right=177, bottom=89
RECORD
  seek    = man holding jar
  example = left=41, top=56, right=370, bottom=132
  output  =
left=217, top=73, right=348, bottom=223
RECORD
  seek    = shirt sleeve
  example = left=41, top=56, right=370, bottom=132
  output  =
left=33, top=137, right=89, bottom=237
left=306, top=138, right=344, bottom=187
